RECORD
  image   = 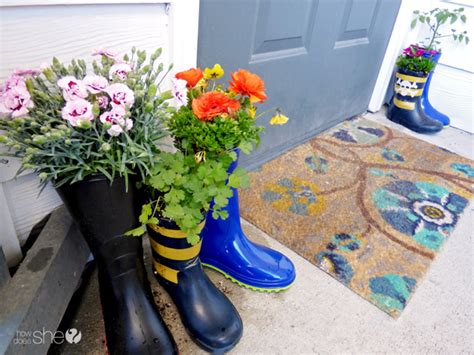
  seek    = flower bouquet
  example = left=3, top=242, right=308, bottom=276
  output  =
left=0, top=48, right=178, bottom=354
left=0, top=47, right=172, bottom=188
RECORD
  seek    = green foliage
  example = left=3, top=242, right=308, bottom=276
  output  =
left=0, top=47, right=173, bottom=188
left=411, top=7, right=469, bottom=50
left=396, top=53, right=436, bottom=75
left=136, top=151, right=239, bottom=244
left=166, top=106, right=263, bottom=159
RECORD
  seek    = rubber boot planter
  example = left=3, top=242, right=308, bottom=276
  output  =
left=420, top=51, right=450, bottom=126
left=57, top=175, right=177, bottom=355
left=200, top=151, right=296, bottom=292
left=147, top=218, right=243, bottom=353
left=387, top=68, right=443, bottom=134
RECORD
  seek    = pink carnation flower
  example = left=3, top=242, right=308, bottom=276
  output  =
left=109, top=63, right=132, bottom=80
left=92, top=48, right=118, bottom=59
left=100, top=105, right=133, bottom=136
left=13, top=68, right=41, bottom=76
left=57, top=76, right=88, bottom=101
left=1, top=75, right=26, bottom=94
left=61, top=98, right=94, bottom=127
left=0, top=85, right=34, bottom=118
left=83, top=74, right=108, bottom=94
left=97, top=95, right=109, bottom=109
left=105, top=83, right=135, bottom=108
left=172, top=78, right=188, bottom=107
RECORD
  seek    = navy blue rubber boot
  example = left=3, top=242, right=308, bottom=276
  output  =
left=200, top=152, right=296, bottom=292
left=387, top=68, right=443, bottom=134
left=147, top=218, right=243, bottom=353
left=420, top=52, right=450, bottom=126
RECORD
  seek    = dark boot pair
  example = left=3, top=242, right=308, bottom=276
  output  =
left=387, top=69, right=443, bottom=134
left=58, top=175, right=241, bottom=354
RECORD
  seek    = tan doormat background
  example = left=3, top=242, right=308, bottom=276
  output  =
left=240, top=117, right=473, bottom=317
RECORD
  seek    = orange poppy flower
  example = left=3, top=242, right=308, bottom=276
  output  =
left=192, top=91, right=241, bottom=121
left=176, top=68, right=204, bottom=88
left=229, top=69, right=267, bottom=103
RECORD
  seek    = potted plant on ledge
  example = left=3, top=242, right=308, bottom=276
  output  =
left=0, top=47, right=177, bottom=354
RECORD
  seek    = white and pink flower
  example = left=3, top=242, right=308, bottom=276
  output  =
left=57, top=76, right=88, bottom=101
left=1, top=75, right=26, bottom=94
left=100, top=105, right=133, bottom=136
left=109, top=63, right=132, bottom=80
left=97, top=95, right=109, bottom=109
left=83, top=75, right=108, bottom=94
left=105, top=83, right=135, bottom=108
left=0, top=85, right=34, bottom=118
left=61, top=98, right=94, bottom=127
left=171, top=78, right=188, bottom=107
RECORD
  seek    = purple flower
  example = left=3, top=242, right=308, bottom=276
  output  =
left=57, top=76, right=88, bottom=101
left=0, top=85, right=34, bottom=118
left=96, top=95, right=109, bottom=109
left=172, top=78, right=188, bottom=107
left=109, top=63, right=132, bottom=80
left=61, top=98, right=94, bottom=127
left=105, top=83, right=135, bottom=108
left=92, top=48, right=117, bottom=59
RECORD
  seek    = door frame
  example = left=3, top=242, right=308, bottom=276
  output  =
left=368, top=0, right=418, bottom=112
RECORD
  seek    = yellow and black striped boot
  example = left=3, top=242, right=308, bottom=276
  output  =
left=147, top=218, right=243, bottom=353
left=387, top=68, right=443, bottom=134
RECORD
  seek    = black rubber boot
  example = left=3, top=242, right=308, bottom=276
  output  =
left=57, top=175, right=177, bottom=355
left=386, top=68, right=443, bottom=134
left=147, top=218, right=243, bottom=353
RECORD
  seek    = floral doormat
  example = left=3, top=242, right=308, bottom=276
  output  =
left=239, top=117, right=473, bottom=317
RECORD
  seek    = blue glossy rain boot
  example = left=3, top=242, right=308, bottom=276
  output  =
left=420, top=51, right=450, bottom=126
left=200, top=151, right=296, bottom=292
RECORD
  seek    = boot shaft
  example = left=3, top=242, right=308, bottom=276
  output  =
left=56, top=174, right=144, bottom=253
left=393, top=69, right=427, bottom=111
left=147, top=218, right=205, bottom=285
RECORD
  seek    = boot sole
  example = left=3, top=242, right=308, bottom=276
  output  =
left=202, top=263, right=295, bottom=293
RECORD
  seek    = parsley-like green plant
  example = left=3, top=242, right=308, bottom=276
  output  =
left=0, top=47, right=173, bottom=189
left=166, top=104, right=263, bottom=158
left=127, top=151, right=249, bottom=244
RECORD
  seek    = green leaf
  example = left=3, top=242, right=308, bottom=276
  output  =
left=461, top=14, right=467, bottom=22
left=139, top=203, right=153, bottom=224
left=410, top=19, right=417, bottom=29
left=238, top=141, right=253, bottom=154
left=124, top=226, right=145, bottom=237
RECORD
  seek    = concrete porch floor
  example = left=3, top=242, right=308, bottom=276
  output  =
left=50, top=109, right=474, bottom=354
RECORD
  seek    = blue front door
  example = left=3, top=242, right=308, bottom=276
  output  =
left=198, top=0, right=401, bottom=168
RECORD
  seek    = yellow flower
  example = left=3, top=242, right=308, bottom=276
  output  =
left=248, top=106, right=256, bottom=119
left=270, top=112, right=289, bottom=125
left=194, top=151, right=206, bottom=163
left=203, top=64, right=224, bottom=80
